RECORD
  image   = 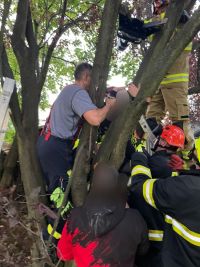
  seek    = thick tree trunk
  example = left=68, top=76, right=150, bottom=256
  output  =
left=0, top=136, right=18, bottom=188
left=0, top=151, right=6, bottom=178
left=71, top=0, right=122, bottom=206
left=17, top=133, right=47, bottom=266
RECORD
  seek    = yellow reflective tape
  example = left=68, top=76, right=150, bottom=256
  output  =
left=160, top=12, right=165, bottom=19
left=161, top=73, right=189, bottom=85
left=182, top=150, right=190, bottom=161
left=131, top=165, right=152, bottom=178
left=47, top=224, right=61, bottom=239
left=184, top=43, right=192, bottom=51
left=161, top=78, right=189, bottom=85
left=163, top=73, right=189, bottom=78
left=144, top=18, right=152, bottom=24
left=143, top=179, right=157, bottom=209
left=148, top=230, right=164, bottom=241
left=136, top=144, right=145, bottom=152
left=165, top=215, right=200, bottom=247
left=195, top=138, right=200, bottom=162
left=67, top=169, right=72, bottom=177
left=73, top=138, right=80, bottom=150
left=172, top=172, right=178, bottom=177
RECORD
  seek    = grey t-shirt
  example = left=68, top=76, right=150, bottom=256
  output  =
left=50, top=84, right=97, bottom=139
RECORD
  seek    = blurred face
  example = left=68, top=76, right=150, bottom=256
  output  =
left=153, top=0, right=169, bottom=14
left=82, top=71, right=91, bottom=90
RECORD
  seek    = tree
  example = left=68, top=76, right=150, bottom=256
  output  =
left=0, top=0, right=106, bottom=265
left=70, top=0, right=200, bottom=207
left=0, top=0, right=200, bottom=264
left=71, top=0, right=122, bottom=205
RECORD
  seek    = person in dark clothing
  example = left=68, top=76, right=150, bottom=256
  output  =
left=57, top=163, right=149, bottom=267
left=130, top=151, right=200, bottom=267
left=129, top=125, right=186, bottom=267
left=129, top=153, right=172, bottom=267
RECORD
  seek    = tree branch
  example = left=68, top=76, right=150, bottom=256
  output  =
left=38, top=1, right=99, bottom=91
left=185, top=0, right=197, bottom=13
left=72, top=0, right=122, bottom=206
left=97, top=1, right=200, bottom=167
left=11, top=0, right=29, bottom=57
left=51, top=56, right=76, bottom=66
left=0, top=0, right=12, bottom=86
left=26, top=5, right=38, bottom=51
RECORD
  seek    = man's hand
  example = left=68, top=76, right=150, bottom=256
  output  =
left=127, top=83, right=139, bottom=97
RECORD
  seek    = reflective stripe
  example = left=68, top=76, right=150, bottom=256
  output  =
left=136, top=143, right=145, bottom=152
left=73, top=138, right=80, bottom=149
left=149, top=230, right=164, bottom=241
left=195, top=137, right=200, bottom=162
left=144, top=18, right=152, bottom=24
left=67, top=169, right=72, bottom=177
left=127, top=177, right=132, bottom=187
left=47, top=224, right=61, bottom=239
left=143, top=179, right=157, bottom=209
left=160, top=12, right=165, bottom=19
left=184, top=42, right=192, bottom=51
left=182, top=150, right=190, bottom=160
left=172, top=172, right=178, bottom=177
left=131, top=165, right=152, bottom=178
left=165, top=215, right=200, bottom=247
left=161, top=73, right=189, bottom=85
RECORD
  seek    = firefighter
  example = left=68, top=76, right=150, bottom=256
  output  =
left=146, top=0, right=194, bottom=155
left=129, top=124, right=185, bottom=267
left=37, top=62, right=116, bottom=239
left=129, top=129, right=200, bottom=266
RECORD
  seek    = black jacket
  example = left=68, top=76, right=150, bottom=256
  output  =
left=67, top=196, right=149, bottom=267
left=130, top=152, right=200, bottom=267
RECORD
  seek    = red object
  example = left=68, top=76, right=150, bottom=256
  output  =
left=153, top=0, right=169, bottom=14
left=161, top=125, right=185, bottom=148
left=57, top=224, right=109, bottom=267
left=168, top=154, right=184, bottom=170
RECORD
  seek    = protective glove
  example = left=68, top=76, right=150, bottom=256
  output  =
left=168, top=154, right=184, bottom=171
left=131, top=151, right=149, bottom=168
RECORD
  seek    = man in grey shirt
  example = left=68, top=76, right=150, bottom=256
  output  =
left=37, top=62, right=116, bottom=239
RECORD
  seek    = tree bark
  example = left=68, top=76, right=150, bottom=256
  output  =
left=0, top=136, right=18, bottom=188
left=96, top=0, right=200, bottom=168
left=71, top=0, right=122, bottom=206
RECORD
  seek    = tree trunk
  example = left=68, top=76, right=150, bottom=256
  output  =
left=72, top=0, right=122, bottom=206
left=0, top=151, right=6, bottom=179
left=96, top=0, right=200, bottom=169
left=0, top=136, right=18, bottom=188
left=17, top=133, right=47, bottom=267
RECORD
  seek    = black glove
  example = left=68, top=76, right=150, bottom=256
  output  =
left=131, top=152, right=149, bottom=169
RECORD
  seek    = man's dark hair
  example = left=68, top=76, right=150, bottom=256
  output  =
left=74, top=62, right=92, bottom=81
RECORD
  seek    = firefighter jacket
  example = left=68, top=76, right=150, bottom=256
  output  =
left=130, top=152, right=200, bottom=267
left=129, top=151, right=173, bottom=267
left=145, top=12, right=192, bottom=89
